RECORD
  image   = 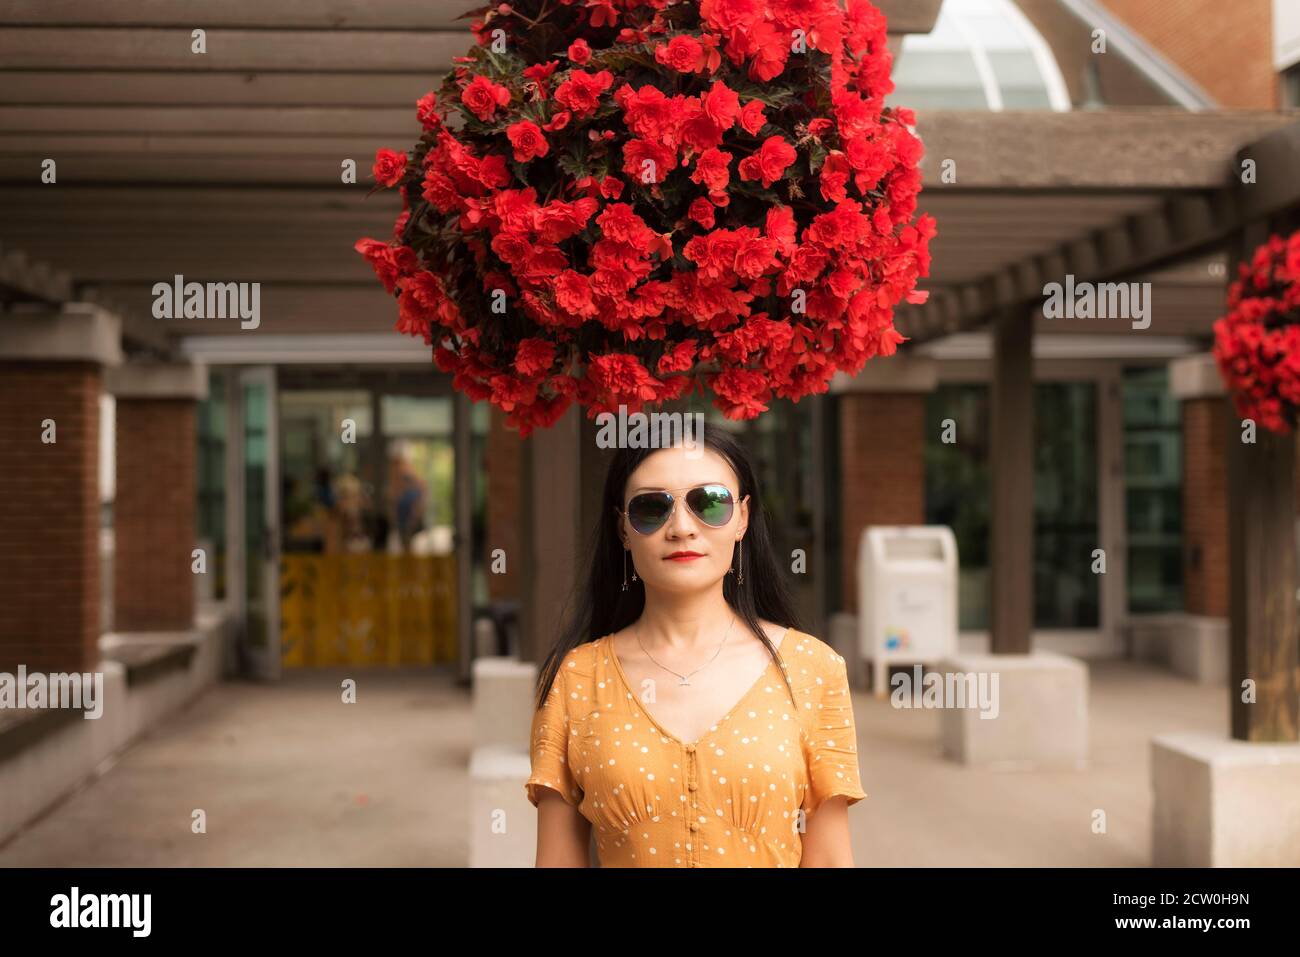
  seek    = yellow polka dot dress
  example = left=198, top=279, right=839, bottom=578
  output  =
left=526, top=628, right=868, bottom=867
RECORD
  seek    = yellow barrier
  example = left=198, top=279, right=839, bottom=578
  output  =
left=279, top=553, right=458, bottom=666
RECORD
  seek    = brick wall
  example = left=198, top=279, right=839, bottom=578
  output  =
left=839, top=391, right=926, bottom=612
left=0, top=362, right=101, bottom=673
left=485, top=405, right=522, bottom=602
left=1098, top=0, right=1278, bottom=108
left=1181, top=397, right=1229, bottom=617
left=113, top=398, right=196, bottom=631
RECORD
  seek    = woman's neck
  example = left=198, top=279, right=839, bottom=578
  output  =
left=634, top=586, right=739, bottom=653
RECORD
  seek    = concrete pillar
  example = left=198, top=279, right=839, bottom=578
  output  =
left=0, top=304, right=122, bottom=673
left=104, top=362, right=207, bottom=632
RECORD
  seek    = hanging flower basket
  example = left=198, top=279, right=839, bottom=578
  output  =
left=1213, top=230, right=1300, bottom=434
left=356, top=0, right=936, bottom=436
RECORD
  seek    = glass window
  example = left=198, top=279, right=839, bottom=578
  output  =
left=887, top=0, right=1069, bottom=112
left=890, top=50, right=990, bottom=110
left=1033, top=383, right=1099, bottom=629
left=382, top=394, right=452, bottom=436
left=925, top=385, right=991, bottom=631
left=1123, top=367, right=1183, bottom=613
left=924, top=381, right=1100, bottom=632
left=1285, top=63, right=1300, bottom=109
left=987, top=51, right=1054, bottom=108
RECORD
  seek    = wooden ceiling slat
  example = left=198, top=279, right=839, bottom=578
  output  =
left=2, top=204, right=391, bottom=226
left=0, top=105, right=414, bottom=134
left=0, top=239, right=374, bottom=282
left=0, top=0, right=482, bottom=30
left=0, top=184, right=389, bottom=208
left=0, top=133, right=410, bottom=155
left=0, top=71, right=445, bottom=106
left=0, top=27, right=469, bottom=71
left=0, top=0, right=938, bottom=35
left=0, top=154, right=389, bottom=183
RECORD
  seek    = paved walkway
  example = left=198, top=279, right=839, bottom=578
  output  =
left=0, top=667, right=471, bottom=866
left=0, top=659, right=1226, bottom=866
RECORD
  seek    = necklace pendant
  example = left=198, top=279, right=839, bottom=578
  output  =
left=678, top=677, right=691, bottom=687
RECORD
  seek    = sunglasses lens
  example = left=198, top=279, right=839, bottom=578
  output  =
left=686, top=485, right=734, bottom=527
left=627, top=493, right=673, bottom=534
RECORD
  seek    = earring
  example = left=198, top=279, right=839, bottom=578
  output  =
left=623, top=548, right=637, bottom=591
left=730, top=540, right=744, bottom=584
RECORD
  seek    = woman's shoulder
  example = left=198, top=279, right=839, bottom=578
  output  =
left=554, top=637, right=604, bottom=680
left=776, top=628, right=852, bottom=684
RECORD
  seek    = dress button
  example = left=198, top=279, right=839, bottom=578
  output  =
left=689, top=821, right=700, bottom=832
left=687, top=782, right=698, bottom=791
left=685, top=744, right=695, bottom=754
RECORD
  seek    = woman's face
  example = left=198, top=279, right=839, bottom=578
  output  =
left=618, top=445, right=750, bottom=595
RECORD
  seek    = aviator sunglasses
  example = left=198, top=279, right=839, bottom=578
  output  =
left=620, top=484, right=744, bottom=535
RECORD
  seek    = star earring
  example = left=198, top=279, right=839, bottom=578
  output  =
left=730, top=538, right=744, bottom=585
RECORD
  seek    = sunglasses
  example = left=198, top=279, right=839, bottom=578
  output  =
left=620, top=484, right=742, bottom=535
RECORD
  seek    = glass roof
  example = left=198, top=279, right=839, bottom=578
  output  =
left=887, top=0, right=1072, bottom=112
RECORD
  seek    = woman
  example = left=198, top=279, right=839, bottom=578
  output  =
left=526, top=421, right=867, bottom=867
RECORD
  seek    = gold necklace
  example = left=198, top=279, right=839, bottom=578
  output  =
left=633, top=614, right=736, bottom=688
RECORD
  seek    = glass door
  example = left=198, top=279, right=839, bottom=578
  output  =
left=234, top=366, right=281, bottom=680
left=924, top=378, right=1102, bottom=632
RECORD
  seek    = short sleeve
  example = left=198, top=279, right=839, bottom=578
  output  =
left=803, top=651, right=868, bottom=814
left=524, top=664, right=583, bottom=809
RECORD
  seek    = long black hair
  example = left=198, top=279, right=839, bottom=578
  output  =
left=533, top=421, right=802, bottom=709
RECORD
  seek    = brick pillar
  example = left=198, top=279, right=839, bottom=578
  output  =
left=105, top=363, right=207, bottom=633
left=833, top=356, right=934, bottom=613
left=1170, top=355, right=1229, bottom=618
left=0, top=305, right=122, bottom=674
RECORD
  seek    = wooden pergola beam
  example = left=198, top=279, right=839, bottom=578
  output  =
left=1224, top=133, right=1300, bottom=743
left=916, top=111, right=1296, bottom=189
left=901, top=118, right=1300, bottom=341
left=988, top=306, right=1035, bottom=655
left=900, top=172, right=1289, bottom=344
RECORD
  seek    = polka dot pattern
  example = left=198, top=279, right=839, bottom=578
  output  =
left=526, top=629, right=867, bottom=867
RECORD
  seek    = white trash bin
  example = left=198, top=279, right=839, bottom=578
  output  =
left=858, top=526, right=958, bottom=698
